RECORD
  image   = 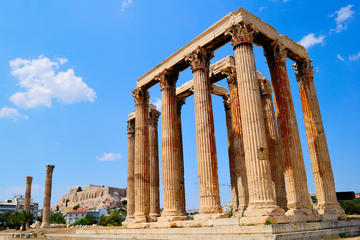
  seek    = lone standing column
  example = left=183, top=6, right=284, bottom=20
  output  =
left=24, top=176, right=33, bottom=212
left=226, top=23, right=287, bottom=225
left=177, top=98, right=187, bottom=216
left=294, top=59, right=346, bottom=221
left=264, top=42, right=318, bottom=222
left=41, top=165, right=55, bottom=228
left=225, top=69, right=248, bottom=216
left=148, top=105, right=161, bottom=220
left=186, top=47, right=222, bottom=218
left=258, top=73, right=287, bottom=210
left=125, top=116, right=135, bottom=222
left=158, top=70, right=187, bottom=221
left=132, top=88, right=150, bottom=223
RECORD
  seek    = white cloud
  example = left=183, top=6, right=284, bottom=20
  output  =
left=121, top=0, right=133, bottom=11
left=97, top=152, right=122, bottom=162
left=9, top=55, right=96, bottom=109
left=349, top=51, right=360, bottom=61
left=298, top=33, right=325, bottom=49
left=337, top=54, right=345, bottom=61
left=0, top=107, right=28, bottom=119
left=330, top=4, right=355, bottom=33
left=150, top=97, right=161, bottom=111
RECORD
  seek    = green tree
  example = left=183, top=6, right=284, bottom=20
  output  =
left=340, top=199, right=360, bottom=215
left=72, top=214, right=97, bottom=226
left=49, top=213, right=66, bottom=224
left=73, top=205, right=80, bottom=210
left=97, top=215, right=107, bottom=226
left=19, top=211, right=34, bottom=231
left=105, top=211, right=123, bottom=226
left=77, top=187, right=82, bottom=192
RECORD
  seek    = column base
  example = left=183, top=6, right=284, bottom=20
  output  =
left=317, top=202, right=347, bottom=221
left=240, top=205, right=288, bottom=225
left=40, top=223, right=50, bottom=228
left=149, top=213, right=160, bottom=222
left=194, top=212, right=227, bottom=221
left=134, top=213, right=149, bottom=223
left=157, top=215, right=188, bottom=222
left=286, top=208, right=320, bottom=223
left=123, top=216, right=135, bottom=226
left=233, top=206, right=247, bottom=217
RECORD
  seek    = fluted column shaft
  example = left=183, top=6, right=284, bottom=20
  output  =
left=226, top=70, right=249, bottom=216
left=41, top=165, right=55, bottom=228
left=294, top=60, right=345, bottom=220
left=264, top=43, right=316, bottom=222
left=159, top=70, right=187, bottom=221
left=126, top=118, right=135, bottom=221
left=186, top=47, right=222, bottom=215
left=177, top=98, right=186, bottom=215
left=149, top=107, right=161, bottom=219
left=258, top=75, right=287, bottom=210
left=132, top=88, right=150, bottom=223
left=24, top=176, right=33, bottom=212
left=227, top=23, right=287, bottom=225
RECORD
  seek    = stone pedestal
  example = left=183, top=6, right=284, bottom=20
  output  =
left=264, top=42, right=318, bottom=222
left=125, top=117, right=135, bottom=223
left=294, top=60, right=346, bottom=221
left=24, top=176, right=33, bottom=212
left=186, top=47, right=223, bottom=218
left=132, top=88, right=150, bottom=223
left=41, top=165, right=55, bottom=228
left=158, top=70, right=187, bottom=222
left=258, top=73, right=287, bottom=210
left=148, top=106, right=161, bottom=220
left=227, top=23, right=287, bottom=225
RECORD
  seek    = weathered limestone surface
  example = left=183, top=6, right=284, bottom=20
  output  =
left=158, top=70, right=187, bottom=222
left=125, top=117, right=135, bottom=222
left=24, top=176, right=33, bottom=212
left=227, top=23, right=287, bottom=225
left=264, top=42, right=317, bottom=222
left=257, top=72, right=287, bottom=210
left=148, top=106, right=161, bottom=220
left=41, top=165, right=55, bottom=228
left=132, top=88, right=150, bottom=223
left=186, top=47, right=222, bottom=218
left=294, top=60, right=346, bottom=221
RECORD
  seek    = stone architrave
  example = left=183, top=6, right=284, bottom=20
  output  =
left=224, top=69, right=248, bottom=216
left=257, top=73, right=287, bottom=210
left=264, top=42, right=318, bottom=222
left=148, top=105, right=161, bottom=220
left=24, top=176, right=33, bottom=212
left=158, top=70, right=187, bottom=222
left=226, top=23, right=287, bottom=225
left=132, top=88, right=150, bottom=223
left=125, top=117, right=135, bottom=222
left=294, top=59, right=346, bottom=221
left=41, top=165, right=55, bottom=228
left=185, top=47, right=222, bottom=219
left=177, top=98, right=187, bottom=216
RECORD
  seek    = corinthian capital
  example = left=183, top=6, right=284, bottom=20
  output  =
left=223, top=94, right=230, bottom=111
left=185, top=46, right=214, bottom=72
left=148, top=106, right=161, bottom=126
left=176, top=98, right=186, bottom=113
left=127, top=118, right=135, bottom=135
left=225, top=23, right=256, bottom=48
left=132, top=87, right=149, bottom=105
left=157, top=69, right=179, bottom=91
left=293, top=59, right=314, bottom=83
left=258, top=74, right=272, bottom=96
left=263, top=41, right=287, bottom=65
left=26, top=176, right=33, bottom=184
left=46, top=165, right=55, bottom=177
left=222, top=67, right=237, bottom=87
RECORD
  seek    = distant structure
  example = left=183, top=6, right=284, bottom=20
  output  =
left=65, top=208, right=108, bottom=225
left=0, top=195, right=39, bottom=216
left=55, top=184, right=126, bottom=212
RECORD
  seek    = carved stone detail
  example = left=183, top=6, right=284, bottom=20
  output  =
left=293, top=59, right=314, bottom=83
left=132, top=88, right=149, bottom=105
left=264, top=41, right=288, bottom=66
left=226, top=23, right=256, bottom=48
left=185, top=47, right=214, bottom=72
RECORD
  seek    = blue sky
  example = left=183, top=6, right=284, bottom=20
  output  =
left=0, top=0, right=359, bottom=210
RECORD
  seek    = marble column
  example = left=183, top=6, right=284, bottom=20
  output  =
left=226, top=23, right=287, bottom=225
left=24, top=176, right=33, bottom=212
left=158, top=70, right=187, bottom=221
left=294, top=59, right=346, bottom=221
left=41, top=165, right=55, bottom=228
left=257, top=73, right=287, bottom=210
left=125, top=116, right=135, bottom=222
left=264, top=42, right=318, bottom=222
left=148, top=105, right=161, bottom=220
left=186, top=47, right=222, bottom=218
left=177, top=98, right=187, bottom=216
left=132, top=87, right=150, bottom=223
left=225, top=69, right=248, bottom=216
